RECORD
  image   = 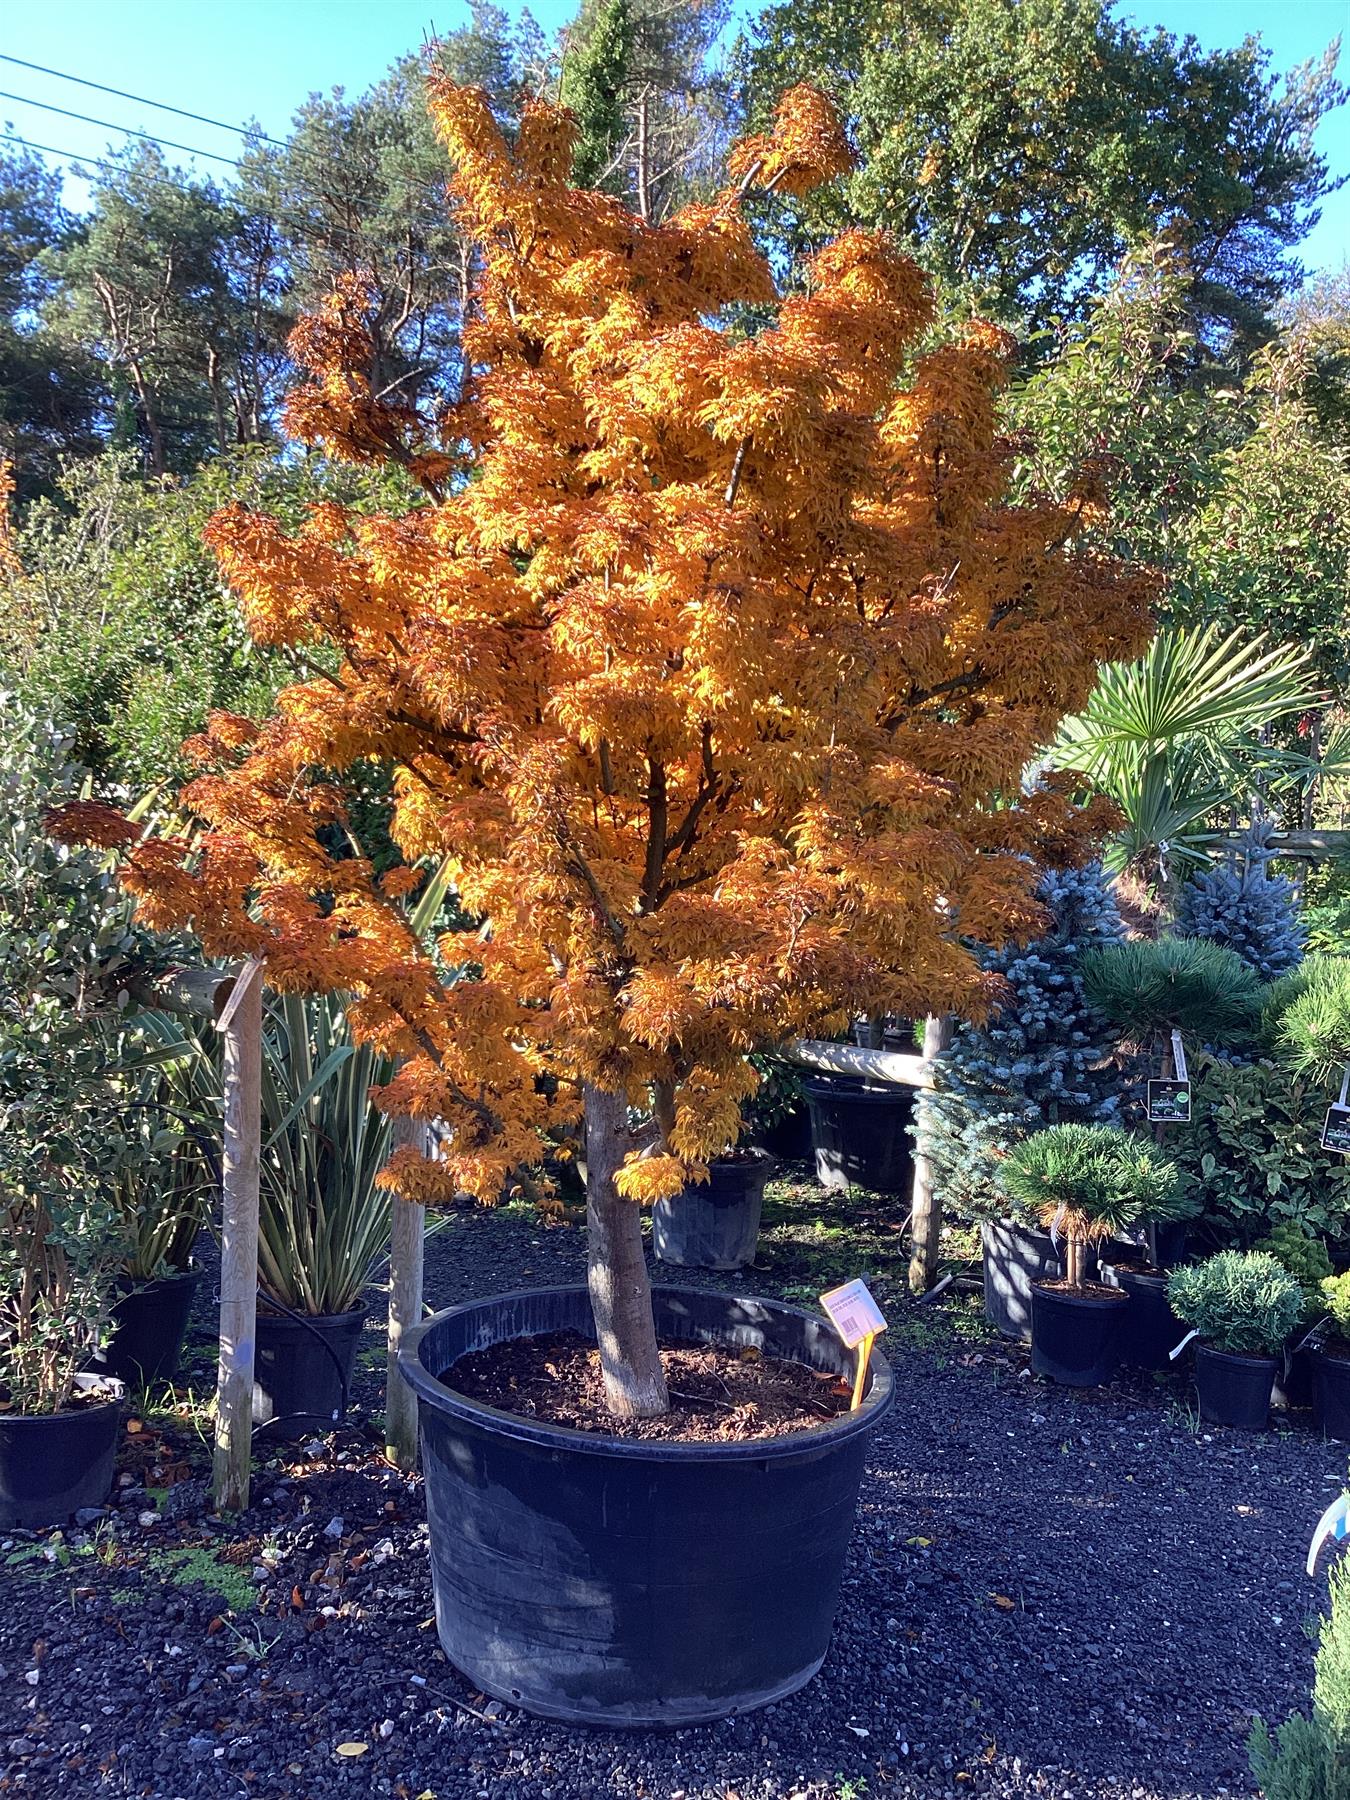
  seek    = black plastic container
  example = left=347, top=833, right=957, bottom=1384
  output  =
left=1099, top=1261, right=1181, bottom=1370
left=253, top=1303, right=367, bottom=1440
left=93, top=1267, right=202, bottom=1388
left=1030, top=1283, right=1126, bottom=1386
left=1274, top=1338, right=1315, bottom=1412
left=398, top=1285, right=894, bottom=1725
left=653, top=1151, right=777, bottom=1270
left=804, top=1072, right=914, bottom=1194
left=0, top=1374, right=124, bottom=1529
left=982, top=1221, right=1064, bottom=1341
left=754, top=1102, right=813, bottom=1163
left=1194, top=1343, right=1277, bottom=1431
left=1311, top=1346, right=1350, bottom=1441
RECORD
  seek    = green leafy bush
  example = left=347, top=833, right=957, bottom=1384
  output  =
left=999, top=1123, right=1184, bottom=1285
left=1166, top=1249, right=1303, bottom=1355
left=1083, top=936, right=1266, bottom=1045
left=1321, top=1273, right=1350, bottom=1345
left=1250, top=1548, right=1350, bottom=1799
left=1170, top=1052, right=1350, bottom=1247
left=1256, top=1223, right=1335, bottom=1324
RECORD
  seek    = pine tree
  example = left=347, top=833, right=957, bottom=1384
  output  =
left=1176, top=817, right=1307, bottom=981
left=1250, top=1548, right=1350, bottom=1799
left=915, top=863, right=1126, bottom=1220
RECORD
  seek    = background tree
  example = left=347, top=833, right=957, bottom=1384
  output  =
left=1174, top=816, right=1307, bottom=980
left=735, top=0, right=1343, bottom=347
left=76, top=78, right=1151, bottom=1420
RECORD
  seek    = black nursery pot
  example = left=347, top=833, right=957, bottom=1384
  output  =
left=982, top=1220, right=1071, bottom=1342
left=0, top=1374, right=124, bottom=1529
left=253, top=1303, right=368, bottom=1441
left=1311, top=1347, right=1350, bottom=1442
left=92, top=1266, right=202, bottom=1388
left=398, top=1285, right=894, bottom=1726
left=652, top=1150, right=777, bottom=1270
left=1194, top=1343, right=1277, bottom=1431
left=803, top=1072, right=914, bottom=1194
left=1099, top=1261, right=1182, bottom=1371
left=1030, top=1282, right=1127, bottom=1386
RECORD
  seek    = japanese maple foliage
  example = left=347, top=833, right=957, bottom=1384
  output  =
left=66, top=78, right=1151, bottom=1414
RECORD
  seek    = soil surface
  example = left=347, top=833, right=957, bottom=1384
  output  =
left=444, top=1327, right=851, bottom=1440
left=1, top=1170, right=1345, bottom=1800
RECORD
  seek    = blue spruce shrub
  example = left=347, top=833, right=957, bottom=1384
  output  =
left=914, top=862, right=1126, bottom=1221
left=1175, top=818, right=1306, bottom=981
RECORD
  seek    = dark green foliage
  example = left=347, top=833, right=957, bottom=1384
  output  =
left=1250, top=1550, right=1350, bottom=1799
left=1176, top=819, right=1307, bottom=980
left=1166, top=1249, right=1303, bottom=1356
left=734, top=0, right=1343, bottom=347
left=1254, top=1222, right=1334, bottom=1324
left=916, top=862, right=1126, bottom=1221
left=1082, top=937, right=1266, bottom=1045
left=562, top=0, right=636, bottom=190
left=999, top=1122, right=1185, bottom=1239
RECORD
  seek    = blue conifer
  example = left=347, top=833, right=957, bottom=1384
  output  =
left=1175, top=818, right=1306, bottom=981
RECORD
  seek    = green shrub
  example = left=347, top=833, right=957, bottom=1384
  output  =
left=1255, top=1223, right=1335, bottom=1325
left=999, top=1123, right=1184, bottom=1284
left=1082, top=937, right=1266, bottom=1045
left=1250, top=1550, right=1350, bottom=1799
left=1166, top=1249, right=1303, bottom=1356
left=1170, top=1052, right=1350, bottom=1247
left=1321, top=1274, right=1350, bottom=1345
left=1275, top=956, right=1350, bottom=1088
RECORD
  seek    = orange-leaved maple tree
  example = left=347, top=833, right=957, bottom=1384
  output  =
left=69, top=78, right=1152, bottom=1417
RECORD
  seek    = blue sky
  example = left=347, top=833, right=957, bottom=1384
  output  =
left=3, top=0, right=1347, bottom=275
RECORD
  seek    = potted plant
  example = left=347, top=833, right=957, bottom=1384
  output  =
left=652, top=1143, right=777, bottom=1270
left=1166, top=1250, right=1304, bottom=1430
left=93, top=1012, right=218, bottom=1388
left=83, top=80, right=1150, bottom=1721
left=252, top=992, right=391, bottom=1440
left=1000, top=1123, right=1184, bottom=1385
left=803, top=1063, right=916, bottom=1194
left=0, top=704, right=164, bottom=1525
left=1255, top=1222, right=1332, bottom=1411
left=1310, top=1272, right=1350, bottom=1442
left=914, top=862, right=1129, bottom=1339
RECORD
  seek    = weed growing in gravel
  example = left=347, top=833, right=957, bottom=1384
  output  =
left=146, top=1547, right=256, bottom=1614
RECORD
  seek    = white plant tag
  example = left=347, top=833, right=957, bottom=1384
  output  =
left=820, top=1278, right=887, bottom=1348
left=1308, top=1492, right=1350, bottom=1576
left=1169, top=1327, right=1200, bottom=1362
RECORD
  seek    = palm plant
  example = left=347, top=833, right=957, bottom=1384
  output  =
left=1052, top=626, right=1320, bottom=882
left=999, top=1123, right=1184, bottom=1287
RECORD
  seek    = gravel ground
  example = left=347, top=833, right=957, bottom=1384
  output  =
left=1, top=1177, right=1346, bottom=1800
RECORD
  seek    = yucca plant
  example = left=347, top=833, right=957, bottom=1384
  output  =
left=257, top=991, right=394, bottom=1318
left=1082, top=937, right=1266, bottom=1046
left=999, top=1123, right=1184, bottom=1286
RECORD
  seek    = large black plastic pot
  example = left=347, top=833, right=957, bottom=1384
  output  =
left=981, top=1220, right=1085, bottom=1341
left=652, top=1151, right=777, bottom=1270
left=92, top=1266, right=202, bottom=1388
left=804, top=1072, right=914, bottom=1194
left=398, top=1285, right=894, bottom=1725
left=1311, top=1346, right=1350, bottom=1442
left=1030, top=1283, right=1126, bottom=1386
left=1273, top=1337, right=1315, bottom=1412
left=1194, top=1343, right=1276, bottom=1431
left=1099, top=1261, right=1181, bottom=1371
left=754, top=1102, right=813, bottom=1162
left=253, top=1303, right=367, bottom=1440
left=0, top=1374, right=124, bottom=1529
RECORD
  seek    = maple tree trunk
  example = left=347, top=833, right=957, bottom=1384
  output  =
left=583, top=1083, right=669, bottom=1418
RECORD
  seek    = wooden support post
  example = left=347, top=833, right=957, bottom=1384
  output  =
left=212, top=962, right=263, bottom=1513
left=385, top=1116, right=429, bottom=1471
left=908, top=1013, right=953, bottom=1295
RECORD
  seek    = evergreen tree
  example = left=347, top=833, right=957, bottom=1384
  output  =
left=1176, top=817, right=1307, bottom=980
left=915, top=863, right=1126, bottom=1220
left=1250, top=1548, right=1350, bottom=1799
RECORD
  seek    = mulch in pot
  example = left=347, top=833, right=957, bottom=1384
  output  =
left=443, top=1327, right=851, bottom=1441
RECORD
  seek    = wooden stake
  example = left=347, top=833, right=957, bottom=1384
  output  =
left=908, top=1013, right=954, bottom=1294
left=385, top=1116, right=429, bottom=1471
left=212, top=961, right=263, bottom=1513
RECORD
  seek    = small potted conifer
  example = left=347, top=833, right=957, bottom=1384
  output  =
left=1000, top=1123, right=1185, bottom=1386
left=1167, top=1250, right=1304, bottom=1430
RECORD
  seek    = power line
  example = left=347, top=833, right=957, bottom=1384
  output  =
left=0, top=90, right=241, bottom=169
left=0, top=51, right=288, bottom=149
